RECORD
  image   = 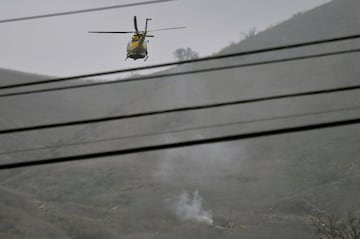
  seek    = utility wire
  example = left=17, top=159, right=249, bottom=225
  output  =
left=0, top=0, right=176, bottom=24
left=1, top=47, right=360, bottom=98
left=1, top=82, right=360, bottom=135
left=1, top=33, right=360, bottom=91
left=1, top=117, right=359, bottom=170
left=1, top=105, right=359, bottom=156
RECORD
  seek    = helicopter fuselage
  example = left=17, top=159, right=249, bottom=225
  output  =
left=126, top=34, right=148, bottom=60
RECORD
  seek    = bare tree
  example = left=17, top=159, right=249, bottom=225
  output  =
left=312, top=212, right=360, bottom=239
left=173, top=47, right=199, bottom=61
left=241, top=27, right=257, bottom=40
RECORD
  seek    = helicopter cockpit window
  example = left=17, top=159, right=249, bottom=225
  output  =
left=132, top=35, right=140, bottom=42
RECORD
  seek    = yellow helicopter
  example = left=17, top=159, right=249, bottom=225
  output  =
left=89, top=16, right=185, bottom=61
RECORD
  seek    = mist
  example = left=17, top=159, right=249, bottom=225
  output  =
left=1, top=0, right=360, bottom=239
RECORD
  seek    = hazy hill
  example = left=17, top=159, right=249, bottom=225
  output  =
left=0, top=68, right=50, bottom=85
left=1, top=0, right=360, bottom=238
left=220, top=0, right=360, bottom=54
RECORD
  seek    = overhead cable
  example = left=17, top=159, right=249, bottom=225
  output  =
left=1, top=48, right=360, bottom=98
left=1, top=83, right=360, bottom=135
left=1, top=33, right=360, bottom=92
left=0, top=0, right=176, bottom=24
left=1, top=105, right=359, bottom=155
left=1, top=117, right=359, bottom=170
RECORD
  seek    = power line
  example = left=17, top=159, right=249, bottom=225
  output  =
left=1, top=33, right=360, bottom=91
left=1, top=117, right=359, bottom=170
left=0, top=0, right=176, bottom=24
left=1, top=105, right=359, bottom=156
left=1, top=82, right=360, bottom=135
left=1, top=47, right=360, bottom=98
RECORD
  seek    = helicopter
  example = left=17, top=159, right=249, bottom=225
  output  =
left=89, top=16, right=186, bottom=61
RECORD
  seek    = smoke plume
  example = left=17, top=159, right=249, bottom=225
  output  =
left=167, top=190, right=213, bottom=225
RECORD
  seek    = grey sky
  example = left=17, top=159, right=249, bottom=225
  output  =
left=0, top=0, right=331, bottom=77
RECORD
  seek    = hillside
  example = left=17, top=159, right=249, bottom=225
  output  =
left=1, top=0, right=360, bottom=238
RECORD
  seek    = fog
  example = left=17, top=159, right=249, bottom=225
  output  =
left=1, top=0, right=360, bottom=238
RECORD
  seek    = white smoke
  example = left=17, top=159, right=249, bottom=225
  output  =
left=167, top=190, right=214, bottom=225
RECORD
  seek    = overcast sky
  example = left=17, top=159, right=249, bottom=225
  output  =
left=0, top=0, right=331, bottom=77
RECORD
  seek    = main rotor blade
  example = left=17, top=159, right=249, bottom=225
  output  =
left=148, top=26, right=186, bottom=32
left=134, top=16, right=139, bottom=33
left=89, top=31, right=135, bottom=34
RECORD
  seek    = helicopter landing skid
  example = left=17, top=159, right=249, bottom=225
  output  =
left=144, top=55, right=149, bottom=61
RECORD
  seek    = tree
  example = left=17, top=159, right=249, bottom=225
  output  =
left=312, top=212, right=360, bottom=239
left=173, top=47, right=199, bottom=61
left=241, top=27, right=257, bottom=40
